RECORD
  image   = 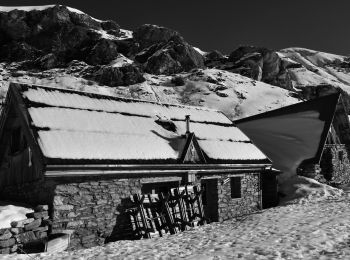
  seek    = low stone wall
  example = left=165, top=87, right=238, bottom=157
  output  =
left=217, top=173, right=261, bottom=221
left=0, top=205, right=50, bottom=254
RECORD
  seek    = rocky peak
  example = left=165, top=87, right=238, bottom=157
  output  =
left=134, top=24, right=183, bottom=49
left=0, top=5, right=126, bottom=66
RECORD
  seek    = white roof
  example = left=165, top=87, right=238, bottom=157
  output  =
left=16, top=84, right=269, bottom=163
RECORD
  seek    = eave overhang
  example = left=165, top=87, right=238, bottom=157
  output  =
left=45, top=163, right=272, bottom=177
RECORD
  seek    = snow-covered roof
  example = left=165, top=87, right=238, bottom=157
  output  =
left=11, top=83, right=269, bottom=164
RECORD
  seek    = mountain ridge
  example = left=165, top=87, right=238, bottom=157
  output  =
left=0, top=5, right=349, bottom=119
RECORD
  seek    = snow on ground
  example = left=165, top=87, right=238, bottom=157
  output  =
left=280, top=176, right=344, bottom=204
left=7, top=177, right=350, bottom=259
left=129, top=69, right=299, bottom=120
left=0, top=202, right=33, bottom=229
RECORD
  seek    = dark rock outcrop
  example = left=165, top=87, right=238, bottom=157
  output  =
left=0, top=5, right=125, bottom=66
left=206, top=50, right=225, bottom=61
left=87, top=39, right=119, bottom=65
left=134, top=24, right=182, bottom=49
left=227, top=46, right=281, bottom=82
left=92, top=64, right=145, bottom=87
left=133, top=25, right=204, bottom=75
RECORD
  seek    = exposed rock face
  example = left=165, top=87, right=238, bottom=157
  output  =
left=145, top=50, right=182, bottom=74
left=87, top=39, right=119, bottom=65
left=0, top=5, right=125, bottom=66
left=133, top=24, right=205, bottom=74
left=35, top=53, right=60, bottom=70
left=227, top=46, right=280, bottom=82
left=206, top=50, right=225, bottom=62
left=92, top=64, right=144, bottom=87
left=134, top=24, right=182, bottom=49
left=144, top=40, right=204, bottom=74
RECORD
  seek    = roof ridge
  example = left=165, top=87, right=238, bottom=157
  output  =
left=12, top=82, right=222, bottom=113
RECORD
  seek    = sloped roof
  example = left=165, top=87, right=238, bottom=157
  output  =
left=235, top=93, right=341, bottom=178
left=8, top=83, right=270, bottom=165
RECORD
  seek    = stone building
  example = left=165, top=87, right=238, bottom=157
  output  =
left=0, top=83, right=277, bottom=249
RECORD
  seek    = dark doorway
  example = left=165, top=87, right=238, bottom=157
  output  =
left=201, top=178, right=218, bottom=222
left=261, top=173, right=279, bottom=209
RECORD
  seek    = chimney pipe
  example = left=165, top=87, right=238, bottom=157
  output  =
left=185, top=115, right=190, bottom=135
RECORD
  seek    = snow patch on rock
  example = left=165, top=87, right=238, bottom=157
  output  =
left=110, top=54, right=134, bottom=68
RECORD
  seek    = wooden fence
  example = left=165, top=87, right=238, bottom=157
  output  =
left=127, top=185, right=208, bottom=239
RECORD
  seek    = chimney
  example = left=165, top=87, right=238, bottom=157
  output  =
left=185, top=115, right=190, bottom=136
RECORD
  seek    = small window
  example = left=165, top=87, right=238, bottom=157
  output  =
left=230, top=177, right=241, bottom=198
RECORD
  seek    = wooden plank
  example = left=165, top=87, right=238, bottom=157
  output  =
left=174, top=188, right=190, bottom=231
left=194, top=186, right=207, bottom=225
left=45, top=234, right=70, bottom=253
left=159, top=193, right=176, bottom=235
left=134, top=194, right=151, bottom=239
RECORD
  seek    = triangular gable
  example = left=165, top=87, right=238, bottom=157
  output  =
left=180, top=133, right=207, bottom=164
left=326, top=125, right=341, bottom=144
left=235, top=93, right=340, bottom=178
left=0, top=85, right=45, bottom=185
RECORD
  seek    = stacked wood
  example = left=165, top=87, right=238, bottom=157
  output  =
left=127, top=185, right=208, bottom=239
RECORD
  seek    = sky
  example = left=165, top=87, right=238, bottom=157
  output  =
left=1, top=0, right=350, bottom=55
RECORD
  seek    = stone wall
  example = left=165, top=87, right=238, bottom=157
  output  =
left=52, top=177, right=142, bottom=249
left=0, top=205, right=50, bottom=254
left=0, top=175, right=144, bottom=249
left=216, top=173, right=261, bottom=221
left=320, top=144, right=350, bottom=184
left=0, top=171, right=264, bottom=250
left=200, top=173, right=261, bottom=222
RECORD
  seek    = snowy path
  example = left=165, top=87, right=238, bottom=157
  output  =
left=9, top=195, right=350, bottom=260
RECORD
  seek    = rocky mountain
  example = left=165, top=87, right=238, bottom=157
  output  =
left=0, top=5, right=349, bottom=120
left=207, top=46, right=350, bottom=108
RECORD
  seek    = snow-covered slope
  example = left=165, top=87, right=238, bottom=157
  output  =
left=278, top=47, right=350, bottom=93
left=112, top=69, right=298, bottom=119
left=0, top=64, right=299, bottom=121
